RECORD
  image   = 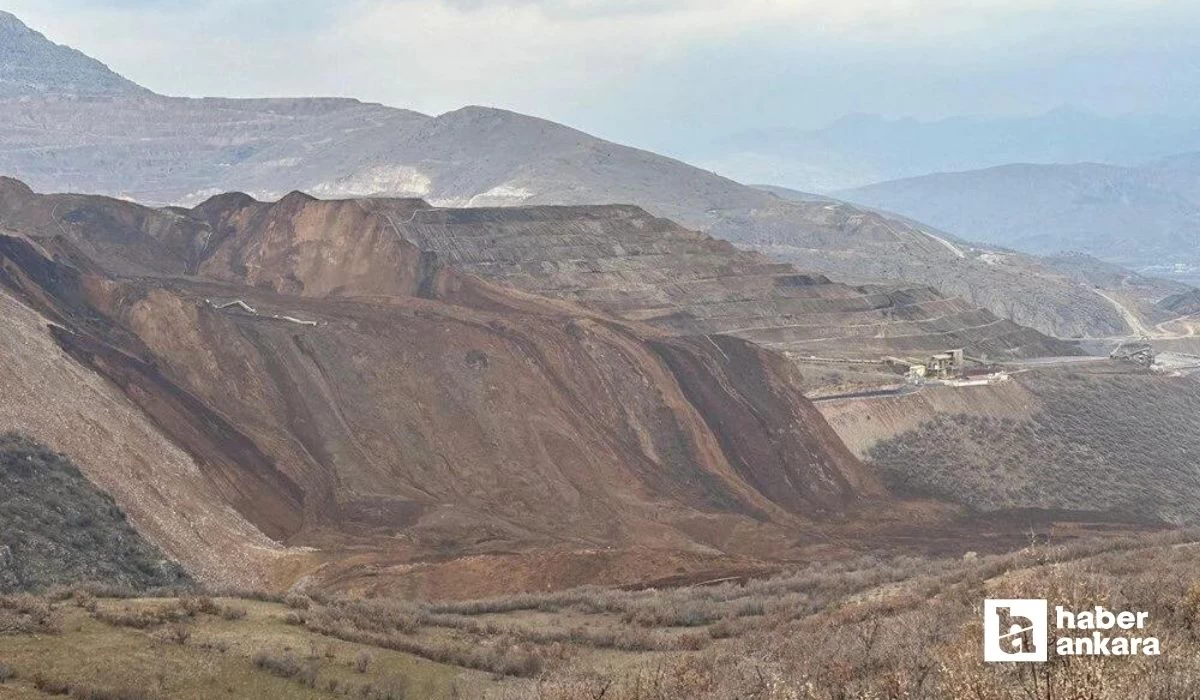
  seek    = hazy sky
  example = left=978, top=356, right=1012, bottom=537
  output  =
left=7, top=0, right=1200, bottom=155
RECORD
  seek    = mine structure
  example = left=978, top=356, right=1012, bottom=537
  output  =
left=927, top=349, right=965, bottom=379
left=1110, top=342, right=1155, bottom=368
left=884, top=348, right=967, bottom=381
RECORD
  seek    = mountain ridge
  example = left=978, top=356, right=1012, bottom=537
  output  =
left=838, top=154, right=1200, bottom=280
left=699, top=110, right=1200, bottom=193
left=0, top=11, right=1177, bottom=340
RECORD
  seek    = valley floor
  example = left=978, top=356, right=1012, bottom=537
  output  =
left=3, top=529, right=1200, bottom=699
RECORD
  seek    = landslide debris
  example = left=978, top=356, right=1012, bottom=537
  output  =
left=0, top=178, right=922, bottom=595
left=358, top=199, right=1077, bottom=360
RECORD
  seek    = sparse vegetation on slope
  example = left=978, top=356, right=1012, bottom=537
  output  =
left=3, top=532, right=1200, bottom=698
left=866, top=370, right=1200, bottom=523
left=0, top=433, right=191, bottom=593
left=481, top=530, right=1200, bottom=699
left=0, top=592, right=461, bottom=699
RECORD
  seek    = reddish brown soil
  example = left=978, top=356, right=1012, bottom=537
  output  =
left=0, top=179, right=960, bottom=595
left=0, top=179, right=1165, bottom=597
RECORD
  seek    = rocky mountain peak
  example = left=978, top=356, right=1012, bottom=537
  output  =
left=0, top=10, right=26, bottom=29
left=0, top=11, right=149, bottom=98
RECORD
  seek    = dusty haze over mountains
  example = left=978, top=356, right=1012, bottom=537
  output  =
left=708, top=110, right=1200, bottom=192
left=7, top=0, right=1200, bottom=161
left=0, top=8, right=1189, bottom=342
left=841, top=154, right=1200, bottom=284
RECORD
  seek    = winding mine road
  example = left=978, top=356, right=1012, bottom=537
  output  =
left=808, top=385, right=922, bottom=403
left=1089, top=287, right=1154, bottom=337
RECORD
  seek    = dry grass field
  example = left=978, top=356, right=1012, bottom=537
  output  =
left=4, top=529, right=1200, bottom=699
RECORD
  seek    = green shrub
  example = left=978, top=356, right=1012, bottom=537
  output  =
left=0, top=433, right=192, bottom=594
left=252, top=650, right=302, bottom=679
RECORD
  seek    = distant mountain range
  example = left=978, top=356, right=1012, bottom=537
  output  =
left=0, top=10, right=1185, bottom=339
left=839, top=154, right=1200, bottom=282
left=698, top=110, right=1200, bottom=193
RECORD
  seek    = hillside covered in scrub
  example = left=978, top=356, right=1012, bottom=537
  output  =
left=1, top=531, right=1200, bottom=698
left=0, top=433, right=190, bottom=593
left=862, top=370, right=1200, bottom=523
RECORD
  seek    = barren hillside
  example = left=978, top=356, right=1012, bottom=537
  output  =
left=0, top=10, right=148, bottom=98
left=353, top=199, right=1077, bottom=360
left=0, top=178, right=943, bottom=596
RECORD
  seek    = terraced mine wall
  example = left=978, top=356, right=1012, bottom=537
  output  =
left=359, top=200, right=1079, bottom=361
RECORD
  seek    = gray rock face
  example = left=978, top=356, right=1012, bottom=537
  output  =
left=0, top=11, right=147, bottom=98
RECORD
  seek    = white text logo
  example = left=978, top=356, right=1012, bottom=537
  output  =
left=984, top=599, right=1161, bottom=662
left=984, top=599, right=1048, bottom=662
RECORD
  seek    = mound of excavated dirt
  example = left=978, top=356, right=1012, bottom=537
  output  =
left=0, top=179, right=954, bottom=595
left=356, top=198, right=1076, bottom=361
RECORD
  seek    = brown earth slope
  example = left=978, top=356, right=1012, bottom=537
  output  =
left=0, top=176, right=1073, bottom=361
left=0, top=178, right=948, bottom=597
